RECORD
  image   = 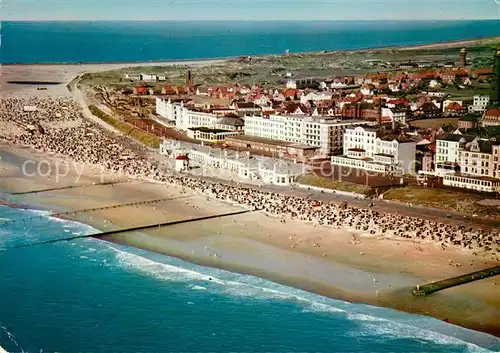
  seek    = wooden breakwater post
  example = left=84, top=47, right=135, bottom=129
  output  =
left=3, top=209, right=255, bottom=250
left=413, top=266, right=500, bottom=296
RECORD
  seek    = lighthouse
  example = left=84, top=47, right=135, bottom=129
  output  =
left=459, top=48, right=467, bottom=67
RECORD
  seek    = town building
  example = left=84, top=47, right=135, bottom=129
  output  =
left=441, top=138, right=500, bottom=192
left=186, top=127, right=242, bottom=143
left=413, top=102, right=442, bottom=119
left=442, top=174, right=500, bottom=193
left=482, top=108, right=500, bottom=127
left=457, top=116, right=478, bottom=130
left=301, top=117, right=370, bottom=156
left=381, top=107, right=410, bottom=124
left=469, top=95, right=490, bottom=113
left=434, top=133, right=476, bottom=174
left=225, top=135, right=318, bottom=160
left=244, top=114, right=369, bottom=156
left=231, top=102, right=262, bottom=117
left=140, top=74, right=158, bottom=82
left=156, top=98, right=244, bottom=131
left=457, top=137, right=500, bottom=178
left=444, top=102, right=466, bottom=117
left=125, top=73, right=142, bottom=81
left=331, top=126, right=417, bottom=174
left=160, top=140, right=307, bottom=186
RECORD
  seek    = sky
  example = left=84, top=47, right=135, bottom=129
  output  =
left=3, top=0, right=500, bottom=21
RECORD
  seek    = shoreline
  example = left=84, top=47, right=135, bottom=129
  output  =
left=1, top=34, right=499, bottom=66
left=2, top=203, right=500, bottom=351
left=0, top=146, right=499, bottom=340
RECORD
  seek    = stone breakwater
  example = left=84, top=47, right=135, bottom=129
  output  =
left=1, top=97, right=499, bottom=260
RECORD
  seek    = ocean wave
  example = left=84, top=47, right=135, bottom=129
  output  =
left=190, top=285, right=207, bottom=291
left=107, top=245, right=499, bottom=352
left=2, top=205, right=495, bottom=352
left=350, top=320, right=494, bottom=353
left=109, top=245, right=346, bottom=309
left=0, top=325, right=25, bottom=353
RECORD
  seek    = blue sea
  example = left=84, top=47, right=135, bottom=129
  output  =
left=0, top=205, right=499, bottom=352
left=1, top=20, right=500, bottom=64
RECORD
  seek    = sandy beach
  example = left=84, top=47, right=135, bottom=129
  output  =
left=0, top=59, right=223, bottom=98
left=0, top=145, right=498, bottom=338
left=0, top=33, right=499, bottom=339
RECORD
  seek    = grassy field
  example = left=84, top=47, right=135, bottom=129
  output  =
left=296, top=174, right=371, bottom=195
left=88, top=105, right=161, bottom=149
left=383, top=186, right=500, bottom=219
left=410, top=118, right=459, bottom=130
left=79, top=40, right=499, bottom=89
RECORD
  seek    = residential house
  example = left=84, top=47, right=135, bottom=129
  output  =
left=414, top=102, right=442, bottom=119
left=388, top=81, right=401, bottom=92
left=482, top=108, right=500, bottom=127
left=444, top=102, right=466, bottom=117
left=196, top=86, right=209, bottom=96
left=382, top=107, right=410, bottom=124
left=283, top=102, right=309, bottom=115
left=283, top=89, right=299, bottom=101
left=469, top=95, right=490, bottom=113
left=300, top=91, right=332, bottom=105
left=458, top=115, right=478, bottom=130
left=134, top=86, right=149, bottom=95
left=125, top=73, right=142, bottom=81
left=360, top=84, right=375, bottom=96
left=140, top=74, right=158, bottom=82
left=233, top=102, right=262, bottom=117
left=386, top=99, right=409, bottom=108
left=162, top=85, right=175, bottom=95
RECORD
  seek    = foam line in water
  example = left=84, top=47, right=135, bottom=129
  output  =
left=0, top=325, right=24, bottom=353
left=111, top=246, right=346, bottom=308
left=108, top=246, right=498, bottom=351
left=351, top=321, right=493, bottom=353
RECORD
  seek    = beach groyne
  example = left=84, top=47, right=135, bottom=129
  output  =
left=413, top=266, right=500, bottom=296
left=10, top=180, right=129, bottom=195
left=0, top=195, right=194, bottom=227
left=3, top=209, right=255, bottom=250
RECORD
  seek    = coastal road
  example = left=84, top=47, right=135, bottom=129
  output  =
left=175, top=167, right=487, bottom=228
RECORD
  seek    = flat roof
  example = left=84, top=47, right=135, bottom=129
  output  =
left=226, top=134, right=316, bottom=150
left=444, top=173, right=500, bottom=183
left=188, top=127, right=231, bottom=133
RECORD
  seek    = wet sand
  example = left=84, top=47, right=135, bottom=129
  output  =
left=0, top=146, right=499, bottom=338
left=0, top=59, right=222, bottom=98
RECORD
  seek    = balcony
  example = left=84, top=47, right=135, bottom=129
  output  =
left=347, top=148, right=367, bottom=159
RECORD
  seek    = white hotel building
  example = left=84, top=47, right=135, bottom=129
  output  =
left=160, top=140, right=306, bottom=186
left=156, top=98, right=243, bottom=132
left=434, top=133, right=500, bottom=193
left=331, top=126, right=417, bottom=174
left=244, top=114, right=370, bottom=156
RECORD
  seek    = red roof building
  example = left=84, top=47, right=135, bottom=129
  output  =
left=134, top=86, right=149, bottom=95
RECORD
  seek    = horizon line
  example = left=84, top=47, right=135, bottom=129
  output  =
left=3, top=18, right=500, bottom=22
